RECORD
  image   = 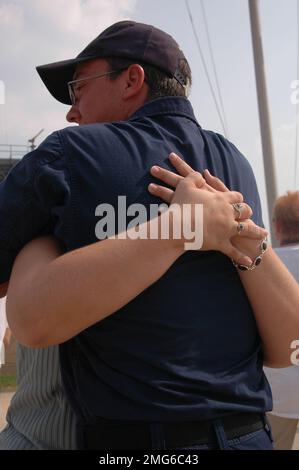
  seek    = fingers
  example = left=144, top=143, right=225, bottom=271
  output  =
left=151, top=165, right=206, bottom=190
left=151, top=165, right=183, bottom=188
left=165, top=159, right=232, bottom=196
left=183, top=171, right=208, bottom=189
left=200, top=182, right=217, bottom=193
left=223, top=242, right=253, bottom=267
left=168, top=154, right=216, bottom=192
left=235, top=220, right=268, bottom=239
left=222, top=191, right=244, bottom=204
left=203, top=169, right=229, bottom=192
left=232, top=202, right=253, bottom=220
left=169, top=152, right=195, bottom=176
left=148, top=183, right=174, bottom=204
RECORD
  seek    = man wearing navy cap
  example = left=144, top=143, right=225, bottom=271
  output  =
left=0, top=21, right=279, bottom=450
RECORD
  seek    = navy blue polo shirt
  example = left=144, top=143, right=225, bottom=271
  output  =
left=0, top=97, right=271, bottom=423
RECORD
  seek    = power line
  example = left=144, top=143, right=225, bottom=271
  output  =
left=184, top=0, right=227, bottom=136
left=200, top=0, right=229, bottom=137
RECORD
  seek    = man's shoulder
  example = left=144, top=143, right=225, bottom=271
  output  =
left=201, top=129, right=254, bottom=179
left=60, top=120, right=164, bottom=164
left=203, top=129, right=247, bottom=159
left=275, top=245, right=299, bottom=281
left=11, top=131, right=64, bottom=178
left=59, top=121, right=134, bottom=138
left=199, top=129, right=263, bottom=223
left=275, top=245, right=299, bottom=256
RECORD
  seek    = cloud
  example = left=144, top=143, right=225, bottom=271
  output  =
left=0, top=0, right=137, bottom=148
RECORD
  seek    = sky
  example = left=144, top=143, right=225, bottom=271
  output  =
left=0, top=0, right=298, bottom=229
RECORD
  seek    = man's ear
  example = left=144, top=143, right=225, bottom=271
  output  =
left=122, top=64, right=147, bottom=100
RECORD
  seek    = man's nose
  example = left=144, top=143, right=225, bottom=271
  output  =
left=66, top=105, right=81, bottom=123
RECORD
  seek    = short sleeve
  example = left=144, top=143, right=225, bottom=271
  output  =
left=239, top=160, right=264, bottom=228
left=0, top=132, right=70, bottom=283
left=222, top=137, right=264, bottom=228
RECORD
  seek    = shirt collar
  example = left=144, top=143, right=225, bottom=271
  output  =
left=129, top=96, right=200, bottom=127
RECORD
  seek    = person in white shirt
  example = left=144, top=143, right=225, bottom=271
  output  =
left=264, top=190, right=299, bottom=450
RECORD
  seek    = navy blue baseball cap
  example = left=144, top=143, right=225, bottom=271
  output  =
left=36, top=20, right=189, bottom=105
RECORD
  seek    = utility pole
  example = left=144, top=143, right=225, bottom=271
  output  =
left=248, top=0, right=278, bottom=245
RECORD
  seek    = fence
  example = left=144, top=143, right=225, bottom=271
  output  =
left=0, top=144, right=29, bottom=160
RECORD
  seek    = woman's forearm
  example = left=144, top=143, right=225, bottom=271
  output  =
left=7, top=211, right=184, bottom=348
left=239, top=246, right=299, bottom=367
left=149, top=154, right=299, bottom=368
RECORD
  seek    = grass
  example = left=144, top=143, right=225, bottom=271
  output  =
left=0, top=374, right=17, bottom=391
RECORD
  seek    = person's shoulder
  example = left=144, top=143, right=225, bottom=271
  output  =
left=58, top=122, right=140, bottom=154
left=275, top=245, right=299, bottom=255
left=59, top=121, right=132, bottom=137
left=10, top=131, right=64, bottom=178
left=275, top=245, right=299, bottom=281
left=203, top=130, right=246, bottom=158
left=24, top=131, right=62, bottom=162
left=202, top=129, right=253, bottom=172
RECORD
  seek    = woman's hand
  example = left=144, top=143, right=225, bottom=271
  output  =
left=148, top=152, right=267, bottom=265
left=202, top=168, right=267, bottom=262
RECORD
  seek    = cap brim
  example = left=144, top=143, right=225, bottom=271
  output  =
left=36, top=56, right=93, bottom=105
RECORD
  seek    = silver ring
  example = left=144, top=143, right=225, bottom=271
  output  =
left=232, top=203, right=243, bottom=220
left=237, top=222, right=245, bottom=234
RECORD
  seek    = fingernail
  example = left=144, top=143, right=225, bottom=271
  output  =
left=148, top=183, right=158, bottom=191
left=204, top=169, right=211, bottom=175
left=169, top=152, right=178, bottom=159
left=151, top=166, right=160, bottom=174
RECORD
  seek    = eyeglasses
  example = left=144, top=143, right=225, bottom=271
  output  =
left=67, top=70, right=121, bottom=106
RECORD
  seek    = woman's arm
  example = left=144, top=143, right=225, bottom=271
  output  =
left=6, top=174, right=264, bottom=348
left=151, top=153, right=299, bottom=368
left=7, top=214, right=182, bottom=348
left=237, top=243, right=299, bottom=368
left=204, top=169, right=299, bottom=368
